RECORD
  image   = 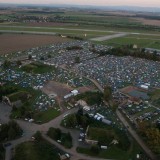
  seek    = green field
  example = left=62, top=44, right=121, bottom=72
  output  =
left=150, top=89, right=160, bottom=100
left=96, top=35, right=160, bottom=49
left=21, top=62, right=56, bottom=74
left=77, top=140, right=144, bottom=160
left=13, top=141, right=60, bottom=160
left=34, top=108, right=60, bottom=123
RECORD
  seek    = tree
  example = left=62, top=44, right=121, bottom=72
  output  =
left=75, top=56, right=80, bottom=63
left=137, top=121, right=149, bottom=136
left=8, top=127, right=16, bottom=140
left=145, top=128, right=160, bottom=153
left=0, top=120, right=22, bottom=142
left=0, top=143, right=5, bottom=160
left=48, top=54, right=51, bottom=58
left=40, top=56, right=44, bottom=61
left=47, top=128, right=61, bottom=140
left=34, top=131, right=42, bottom=141
left=16, top=60, right=22, bottom=66
left=80, top=115, right=89, bottom=128
left=104, top=86, right=112, bottom=102
left=28, top=54, right=32, bottom=60
left=90, top=145, right=100, bottom=155
left=65, top=114, right=78, bottom=128
left=3, top=60, right=11, bottom=68
left=111, top=101, right=118, bottom=112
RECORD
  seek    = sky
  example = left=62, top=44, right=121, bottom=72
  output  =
left=0, top=0, right=160, bottom=7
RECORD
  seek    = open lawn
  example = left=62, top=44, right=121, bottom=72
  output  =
left=77, top=140, right=143, bottom=160
left=149, top=89, right=160, bottom=101
left=13, top=141, right=60, bottom=160
left=96, top=35, right=160, bottom=49
left=7, top=91, right=30, bottom=103
left=21, top=62, right=56, bottom=74
left=0, top=34, right=70, bottom=55
left=34, top=108, right=60, bottom=124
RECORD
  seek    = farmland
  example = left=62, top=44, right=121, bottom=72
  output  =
left=0, top=34, right=70, bottom=55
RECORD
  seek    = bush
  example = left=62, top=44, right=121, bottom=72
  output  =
left=90, top=145, right=100, bottom=155
left=47, top=128, right=72, bottom=148
left=47, top=128, right=61, bottom=140
left=0, top=121, right=22, bottom=142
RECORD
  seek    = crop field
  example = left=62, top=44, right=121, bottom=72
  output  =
left=96, top=34, right=160, bottom=49
left=134, top=18, right=160, bottom=27
left=0, top=34, right=70, bottom=55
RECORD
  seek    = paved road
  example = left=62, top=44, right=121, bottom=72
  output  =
left=1, top=104, right=82, bottom=160
left=42, top=134, right=112, bottom=160
left=116, top=110, right=158, bottom=160
left=0, top=103, right=12, bottom=124
left=90, top=33, right=128, bottom=41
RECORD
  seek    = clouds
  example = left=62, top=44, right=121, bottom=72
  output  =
left=1, top=0, right=160, bottom=7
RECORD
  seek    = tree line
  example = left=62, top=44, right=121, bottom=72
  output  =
left=91, top=45, right=160, bottom=62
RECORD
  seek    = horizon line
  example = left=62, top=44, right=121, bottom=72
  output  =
left=0, top=2, right=160, bottom=9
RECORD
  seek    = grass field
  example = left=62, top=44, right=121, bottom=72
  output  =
left=95, top=34, right=160, bottom=49
left=0, top=26, right=113, bottom=36
left=77, top=139, right=143, bottom=160
left=34, top=108, right=60, bottom=123
left=13, top=140, right=61, bottom=160
left=21, top=62, right=56, bottom=74
left=150, top=89, right=160, bottom=101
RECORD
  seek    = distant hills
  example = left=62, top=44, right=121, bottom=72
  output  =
left=0, top=3, right=160, bottom=13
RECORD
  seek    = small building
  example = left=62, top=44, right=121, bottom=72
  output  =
left=140, top=85, right=148, bottom=90
left=133, top=44, right=138, bottom=49
left=83, top=106, right=91, bottom=112
left=71, top=90, right=78, bottom=96
left=64, top=93, right=73, bottom=99
left=102, top=119, right=112, bottom=125
left=76, top=100, right=87, bottom=107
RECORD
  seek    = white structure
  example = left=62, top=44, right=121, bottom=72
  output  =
left=71, top=90, right=78, bottom=96
left=101, top=146, right=108, bottom=149
left=102, top=119, right=112, bottom=125
left=96, top=113, right=105, bottom=119
left=83, top=106, right=90, bottom=112
left=140, top=85, right=148, bottom=90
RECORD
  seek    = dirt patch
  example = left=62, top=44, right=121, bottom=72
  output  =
left=133, top=18, right=160, bottom=27
left=0, top=34, right=70, bottom=55
left=42, top=81, right=73, bottom=99
left=119, top=86, right=147, bottom=94
left=78, top=86, right=95, bottom=93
